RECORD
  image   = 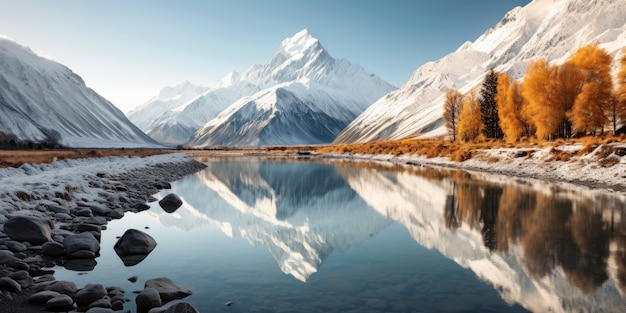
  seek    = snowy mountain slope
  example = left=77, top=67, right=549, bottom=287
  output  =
left=131, top=73, right=259, bottom=145
left=187, top=29, right=395, bottom=146
left=335, top=0, right=626, bottom=143
left=127, top=81, right=208, bottom=130
left=0, top=35, right=159, bottom=148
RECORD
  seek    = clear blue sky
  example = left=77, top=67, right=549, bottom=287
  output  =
left=0, top=0, right=531, bottom=113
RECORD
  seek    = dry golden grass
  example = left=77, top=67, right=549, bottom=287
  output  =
left=0, top=149, right=170, bottom=169
left=314, top=135, right=626, bottom=163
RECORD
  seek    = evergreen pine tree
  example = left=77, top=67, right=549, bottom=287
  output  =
left=480, top=70, right=503, bottom=139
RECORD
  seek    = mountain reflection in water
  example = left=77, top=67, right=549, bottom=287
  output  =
left=154, top=156, right=626, bottom=312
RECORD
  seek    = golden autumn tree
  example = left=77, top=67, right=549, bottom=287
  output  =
left=497, top=73, right=531, bottom=142
left=443, top=89, right=464, bottom=142
left=458, top=89, right=483, bottom=142
left=565, top=44, right=613, bottom=135
left=617, top=48, right=626, bottom=131
left=522, top=59, right=568, bottom=140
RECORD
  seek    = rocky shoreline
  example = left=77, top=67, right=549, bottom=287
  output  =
left=0, top=154, right=207, bottom=312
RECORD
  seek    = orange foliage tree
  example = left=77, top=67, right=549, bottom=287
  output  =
left=617, top=48, right=626, bottom=132
left=497, top=73, right=532, bottom=142
left=522, top=59, right=570, bottom=140
left=565, top=44, right=613, bottom=135
left=458, top=89, right=483, bottom=142
left=443, top=89, right=464, bottom=142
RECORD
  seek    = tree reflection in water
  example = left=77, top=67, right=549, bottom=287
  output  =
left=444, top=172, right=619, bottom=294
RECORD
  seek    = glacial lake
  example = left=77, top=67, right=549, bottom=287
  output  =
left=54, top=156, right=626, bottom=312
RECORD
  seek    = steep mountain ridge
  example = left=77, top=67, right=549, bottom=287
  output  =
left=335, top=0, right=626, bottom=143
left=0, top=35, right=158, bottom=147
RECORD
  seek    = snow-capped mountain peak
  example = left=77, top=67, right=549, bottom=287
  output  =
left=277, top=28, right=319, bottom=58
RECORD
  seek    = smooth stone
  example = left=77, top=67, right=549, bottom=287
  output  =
left=29, top=290, right=61, bottom=303
left=75, top=208, right=94, bottom=217
left=158, top=194, right=182, bottom=213
left=164, top=302, right=200, bottom=313
left=76, top=283, right=107, bottom=307
left=7, top=241, right=27, bottom=252
left=3, top=216, right=52, bottom=244
left=144, top=277, right=192, bottom=302
left=132, top=203, right=151, bottom=212
left=10, top=270, right=33, bottom=288
left=44, top=280, right=77, bottom=295
left=109, top=208, right=125, bottom=219
left=45, top=294, right=75, bottom=311
left=47, top=204, right=70, bottom=214
left=64, top=258, right=97, bottom=271
left=114, top=229, right=156, bottom=266
left=0, top=277, right=21, bottom=293
left=0, top=250, right=19, bottom=264
left=8, top=259, right=29, bottom=270
left=89, top=204, right=112, bottom=216
left=128, top=276, right=138, bottom=283
left=77, top=223, right=102, bottom=233
left=42, top=241, right=66, bottom=256
left=63, top=232, right=100, bottom=259
left=86, top=297, right=112, bottom=309
left=55, top=212, right=72, bottom=221
left=136, top=287, right=162, bottom=313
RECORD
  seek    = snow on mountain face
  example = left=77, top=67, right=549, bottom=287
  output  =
left=127, top=81, right=209, bottom=130
left=0, top=35, right=158, bottom=148
left=187, top=29, right=396, bottom=147
left=335, top=0, right=626, bottom=143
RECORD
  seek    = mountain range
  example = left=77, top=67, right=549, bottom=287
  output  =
left=2, top=0, right=624, bottom=148
left=129, top=29, right=395, bottom=146
left=0, top=35, right=158, bottom=148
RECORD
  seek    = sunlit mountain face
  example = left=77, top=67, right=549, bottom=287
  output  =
left=148, top=157, right=626, bottom=312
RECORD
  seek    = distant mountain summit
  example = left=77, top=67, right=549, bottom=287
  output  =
left=188, top=29, right=395, bottom=146
left=335, top=0, right=626, bottom=143
left=0, top=35, right=158, bottom=147
left=131, top=29, right=395, bottom=146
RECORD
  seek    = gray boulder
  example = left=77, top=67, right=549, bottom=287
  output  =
left=0, top=250, right=19, bottom=265
left=144, top=277, right=192, bottom=302
left=42, top=241, right=66, bottom=256
left=9, top=270, right=32, bottom=289
left=114, top=229, right=157, bottom=266
left=3, top=216, right=52, bottom=244
left=136, top=287, right=161, bottom=313
left=63, top=232, right=100, bottom=259
left=43, top=280, right=77, bottom=295
left=158, top=194, right=182, bottom=213
left=29, top=290, right=61, bottom=303
left=45, top=294, right=75, bottom=311
left=76, top=283, right=107, bottom=307
left=0, top=277, right=21, bottom=293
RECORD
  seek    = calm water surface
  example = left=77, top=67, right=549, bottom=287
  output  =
left=54, top=156, right=626, bottom=312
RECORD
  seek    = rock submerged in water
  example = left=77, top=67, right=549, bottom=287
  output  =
left=114, top=229, right=157, bottom=266
left=158, top=194, right=183, bottom=213
left=144, top=277, right=193, bottom=302
left=3, top=216, right=52, bottom=244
